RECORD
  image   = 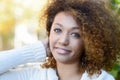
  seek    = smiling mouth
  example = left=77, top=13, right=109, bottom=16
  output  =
left=54, top=47, right=71, bottom=55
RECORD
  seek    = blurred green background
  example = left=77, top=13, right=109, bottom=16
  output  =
left=107, top=0, right=120, bottom=80
left=0, top=0, right=120, bottom=79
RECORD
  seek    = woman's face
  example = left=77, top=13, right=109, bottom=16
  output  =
left=49, top=12, right=84, bottom=64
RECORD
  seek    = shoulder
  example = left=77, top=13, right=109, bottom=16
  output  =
left=98, top=70, right=115, bottom=80
left=81, top=70, right=115, bottom=80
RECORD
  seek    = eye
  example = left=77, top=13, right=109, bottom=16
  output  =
left=71, top=33, right=80, bottom=38
left=54, top=28, right=62, bottom=33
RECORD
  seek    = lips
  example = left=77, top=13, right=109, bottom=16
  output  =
left=54, top=47, right=71, bottom=55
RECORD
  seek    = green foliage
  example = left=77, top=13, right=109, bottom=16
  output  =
left=111, top=0, right=120, bottom=14
left=109, top=0, right=120, bottom=80
left=114, top=0, right=120, bottom=4
left=109, top=64, right=120, bottom=78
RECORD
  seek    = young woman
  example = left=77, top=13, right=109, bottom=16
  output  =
left=0, top=0, right=120, bottom=80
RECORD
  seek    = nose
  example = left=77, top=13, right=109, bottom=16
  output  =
left=58, top=33, right=69, bottom=46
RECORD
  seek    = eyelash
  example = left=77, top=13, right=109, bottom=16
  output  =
left=53, top=28, right=80, bottom=38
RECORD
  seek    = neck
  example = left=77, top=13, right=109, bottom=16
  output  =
left=56, top=62, right=84, bottom=80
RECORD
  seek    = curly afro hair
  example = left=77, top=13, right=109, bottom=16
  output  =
left=40, top=0, right=120, bottom=75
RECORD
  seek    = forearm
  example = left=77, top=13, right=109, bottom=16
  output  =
left=0, top=41, right=46, bottom=74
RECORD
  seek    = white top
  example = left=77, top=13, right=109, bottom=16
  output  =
left=0, top=41, right=115, bottom=80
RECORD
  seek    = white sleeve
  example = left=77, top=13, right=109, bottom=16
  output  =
left=0, top=68, right=35, bottom=80
left=97, top=70, right=115, bottom=80
left=0, top=67, right=47, bottom=80
left=0, top=41, right=46, bottom=74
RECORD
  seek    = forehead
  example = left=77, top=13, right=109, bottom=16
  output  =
left=53, top=12, right=79, bottom=28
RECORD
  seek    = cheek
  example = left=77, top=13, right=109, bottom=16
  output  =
left=72, top=40, right=84, bottom=54
left=49, top=32, right=57, bottom=50
left=49, top=34, right=54, bottom=50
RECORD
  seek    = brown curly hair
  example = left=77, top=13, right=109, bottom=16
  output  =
left=39, top=0, right=120, bottom=75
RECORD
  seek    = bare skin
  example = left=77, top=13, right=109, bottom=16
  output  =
left=57, top=61, right=84, bottom=80
left=43, top=34, right=84, bottom=80
left=49, top=12, right=84, bottom=80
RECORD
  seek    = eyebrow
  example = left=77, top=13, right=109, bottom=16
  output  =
left=54, top=23, right=80, bottom=30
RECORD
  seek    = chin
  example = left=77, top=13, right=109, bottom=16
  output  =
left=54, top=57, right=71, bottom=64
